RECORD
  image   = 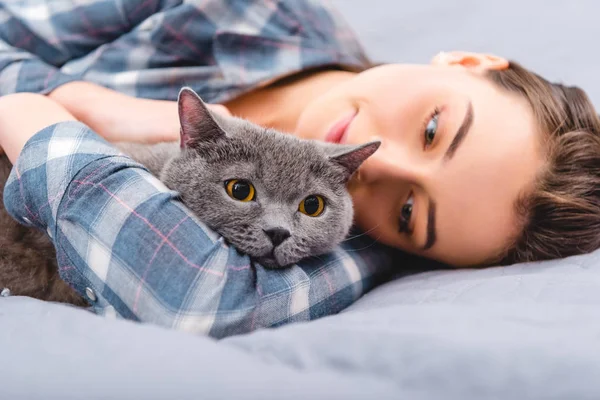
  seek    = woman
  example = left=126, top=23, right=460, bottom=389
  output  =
left=1, top=1, right=599, bottom=335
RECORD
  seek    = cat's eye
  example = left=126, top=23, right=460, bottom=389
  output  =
left=225, top=179, right=255, bottom=202
left=299, top=195, right=325, bottom=217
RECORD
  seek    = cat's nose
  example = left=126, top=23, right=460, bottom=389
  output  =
left=263, top=228, right=291, bottom=247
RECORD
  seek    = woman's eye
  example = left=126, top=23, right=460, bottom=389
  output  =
left=398, top=193, right=414, bottom=234
left=424, top=112, right=439, bottom=146
left=225, top=179, right=256, bottom=202
left=299, top=195, right=325, bottom=217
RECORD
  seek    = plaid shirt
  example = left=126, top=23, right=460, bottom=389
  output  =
left=0, top=0, right=369, bottom=103
left=3, top=122, right=398, bottom=337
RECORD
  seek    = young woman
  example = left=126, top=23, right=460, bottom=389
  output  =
left=0, top=1, right=598, bottom=336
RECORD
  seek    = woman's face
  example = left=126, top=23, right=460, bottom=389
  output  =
left=295, top=58, right=544, bottom=266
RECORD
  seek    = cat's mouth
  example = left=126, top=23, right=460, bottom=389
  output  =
left=221, top=234, right=289, bottom=268
left=257, top=252, right=287, bottom=269
left=256, top=248, right=293, bottom=269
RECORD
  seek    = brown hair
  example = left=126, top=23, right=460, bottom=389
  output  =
left=486, top=62, right=600, bottom=264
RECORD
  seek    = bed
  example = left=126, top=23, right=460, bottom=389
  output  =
left=2, top=1, right=600, bottom=399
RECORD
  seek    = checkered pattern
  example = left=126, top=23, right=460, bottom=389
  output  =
left=0, top=0, right=370, bottom=103
left=3, top=122, right=398, bottom=338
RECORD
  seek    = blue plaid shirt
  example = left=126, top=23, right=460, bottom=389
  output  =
left=3, top=122, right=397, bottom=337
left=0, top=0, right=369, bottom=103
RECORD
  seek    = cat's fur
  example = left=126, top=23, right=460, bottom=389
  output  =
left=0, top=88, right=379, bottom=306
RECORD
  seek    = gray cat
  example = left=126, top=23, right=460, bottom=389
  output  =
left=0, top=88, right=379, bottom=306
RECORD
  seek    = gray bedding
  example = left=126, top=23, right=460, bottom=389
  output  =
left=2, top=1, right=599, bottom=399
left=3, top=251, right=600, bottom=399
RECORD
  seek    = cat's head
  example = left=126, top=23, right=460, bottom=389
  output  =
left=160, top=88, right=380, bottom=268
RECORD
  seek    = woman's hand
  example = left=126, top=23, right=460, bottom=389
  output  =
left=48, top=81, right=231, bottom=145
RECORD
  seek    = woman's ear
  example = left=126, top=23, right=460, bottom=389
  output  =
left=431, top=51, right=509, bottom=72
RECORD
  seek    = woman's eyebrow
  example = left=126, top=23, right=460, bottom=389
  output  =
left=424, top=102, right=472, bottom=251
left=422, top=199, right=437, bottom=250
left=444, top=101, right=474, bottom=161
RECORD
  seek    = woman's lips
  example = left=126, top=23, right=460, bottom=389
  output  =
left=324, top=111, right=356, bottom=144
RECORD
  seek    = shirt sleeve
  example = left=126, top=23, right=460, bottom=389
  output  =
left=0, top=1, right=163, bottom=94
left=3, top=121, right=397, bottom=338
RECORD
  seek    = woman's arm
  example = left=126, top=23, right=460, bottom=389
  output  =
left=48, top=82, right=181, bottom=144
left=1, top=95, right=396, bottom=338
left=48, top=81, right=230, bottom=145
left=0, top=94, right=76, bottom=162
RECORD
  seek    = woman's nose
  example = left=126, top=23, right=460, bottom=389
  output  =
left=358, top=143, right=429, bottom=184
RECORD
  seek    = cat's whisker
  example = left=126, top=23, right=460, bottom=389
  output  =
left=341, top=232, right=385, bottom=253
left=341, top=216, right=395, bottom=252
left=342, top=221, right=384, bottom=242
left=313, top=255, right=326, bottom=263
left=343, top=208, right=399, bottom=242
left=342, top=227, right=378, bottom=242
left=341, top=242, right=378, bottom=253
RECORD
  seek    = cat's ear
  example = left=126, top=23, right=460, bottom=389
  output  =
left=325, top=141, right=381, bottom=181
left=178, top=87, right=226, bottom=148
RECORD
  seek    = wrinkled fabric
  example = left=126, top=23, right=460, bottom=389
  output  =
left=0, top=0, right=369, bottom=103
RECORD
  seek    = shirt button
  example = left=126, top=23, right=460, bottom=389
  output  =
left=85, top=287, right=97, bottom=302
left=22, top=217, right=31, bottom=224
